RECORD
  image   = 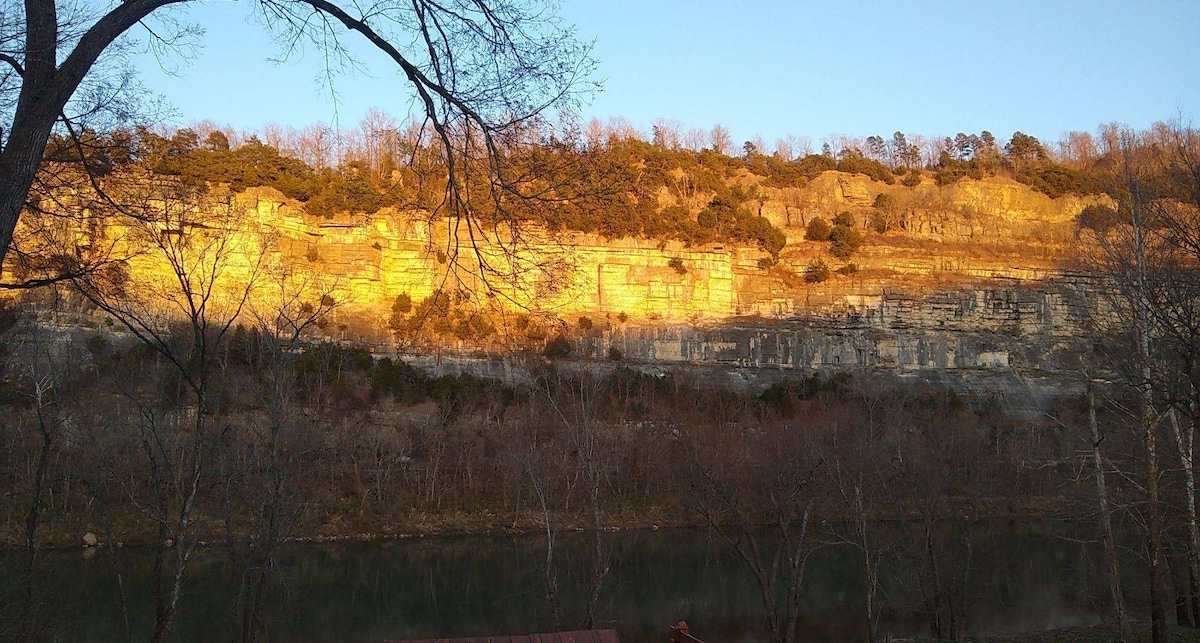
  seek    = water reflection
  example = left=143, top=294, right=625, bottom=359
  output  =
left=3, top=521, right=1132, bottom=641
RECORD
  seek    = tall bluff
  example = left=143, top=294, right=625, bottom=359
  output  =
left=242, top=191, right=747, bottom=322
left=107, top=170, right=1100, bottom=333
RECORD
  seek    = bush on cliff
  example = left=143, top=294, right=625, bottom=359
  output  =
left=829, top=225, right=864, bottom=259
left=544, top=335, right=573, bottom=359
left=805, top=217, right=832, bottom=242
left=1077, top=204, right=1122, bottom=235
left=805, top=258, right=831, bottom=283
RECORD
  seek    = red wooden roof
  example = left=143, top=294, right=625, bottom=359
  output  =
left=388, top=630, right=620, bottom=643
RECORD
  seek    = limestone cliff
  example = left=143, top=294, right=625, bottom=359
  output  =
left=757, top=171, right=1105, bottom=244
left=8, top=169, right=1106, bottom=371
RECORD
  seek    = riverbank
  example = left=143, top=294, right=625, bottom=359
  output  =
left=5, top=494, right=1072, bottom=550
left=981, top=624, right=1200, bottom=642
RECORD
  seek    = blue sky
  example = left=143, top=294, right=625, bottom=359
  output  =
left=131, top=0, right=1200, bottom=148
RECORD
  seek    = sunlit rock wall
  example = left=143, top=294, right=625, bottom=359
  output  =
left=758, top=171, right=1111, bottom=244
left=138, top=188, right=756, bottom=322
left=215, top=171, right=1102, bottom=325
left=7, top=171, right=1107, bottom=363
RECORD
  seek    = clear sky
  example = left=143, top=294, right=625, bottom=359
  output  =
left=130, top=0, right=1200, bottom=149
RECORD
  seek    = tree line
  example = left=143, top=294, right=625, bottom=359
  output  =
left=20, top=113, right=1189, bottom=291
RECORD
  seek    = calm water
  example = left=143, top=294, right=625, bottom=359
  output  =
left=4, top=521, right=1133, bottom=642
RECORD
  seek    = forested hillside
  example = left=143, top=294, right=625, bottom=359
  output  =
left=38, top=113, right=1168, bottom=266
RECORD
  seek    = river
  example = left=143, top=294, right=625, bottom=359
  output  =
left=3, top=520, right=1138, bottom=641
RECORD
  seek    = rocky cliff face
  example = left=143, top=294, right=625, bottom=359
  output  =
left=592, top=285, right=1088, bottom=372
left=136, top=170, right=1098, bottom=325
left=12, top=169, right=1105, bottom=386
left=758, top=172, right=1103, bottom=244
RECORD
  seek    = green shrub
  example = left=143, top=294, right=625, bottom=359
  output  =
left=836, top=156, right=896, bottom=184
left=795, top=154, right=837, bottom=179
left=370, top=357, right=429, bottom=402
left=86, top=334, right=108, bottom=358
left=1078, top=204, right=1122, bottom=234
left=805, top=217, right=832, bottom=242
left=544, top=334, right=572, bottom=359
left=829, top=225, right=864, bottom=259
left=804, top=258, right=831, bottom=283
left=1016, top=163, right=1103, bottom=198
left=833, top=211, right=856, bottom=228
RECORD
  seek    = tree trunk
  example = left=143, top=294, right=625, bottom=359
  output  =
left=19, top=404, right=54, bottom=641
left=1089, top=379, right=1129, bottom=639
left=0, top=119, right=56, bottom=272
left=1170, top=407, right=1200, bottom=628
left=1132, top=200, right=1167, bottom=643
left=1145, top=332, right=1166, bottom=643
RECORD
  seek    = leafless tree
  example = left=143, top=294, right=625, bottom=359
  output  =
left=822, top=390, right=899, bottom=643
left=682, top=127, right=708, bottom=152
left=223, top=264, right=340, bottom=642
left=508, top=390, right=566, bottom=629
left=294, top=122, right=336, bottom=169
left=773, top=137, right=793, bottom=161
left=1056, top=130, right=1099, bottom=169
left=0, top=0, right=596, bottom=284
left=679, top=414, right=818, bottom=643
left=604, top=116, right=642, bottom=143
left=1, top=310, right=90, bottom=641
left=709, top=124, right=733, bottom=156
left=537, top=366, right=612, bottom=629
left=70, top=186, right=267, bottom=641
left=1085, top=373, right=1131, bottom=639
left=651, top=117, right=683, bottom=150
left=1080, top=125, right=1190, bottom=643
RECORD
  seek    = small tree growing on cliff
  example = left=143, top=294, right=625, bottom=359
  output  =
left=805, top=259, right=830, bottom=283
left=388, top=293, right=413, bottom=333
left=544, top=334, right=572, bottom=359
left=872, top=194, right=901, bottom=232
left=1078, top=204, right=1122, bottom=236
left=805, top=217, right=832, bottom=242
left=830, top=225, right=864, bottom=259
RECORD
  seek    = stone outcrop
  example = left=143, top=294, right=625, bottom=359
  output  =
left=758, top=172, right=1110, bottom=244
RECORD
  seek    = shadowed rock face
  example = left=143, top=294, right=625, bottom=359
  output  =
left=581, top=284, right=1090, bottom=376
left=400, top=284, right=1092, bottom=418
